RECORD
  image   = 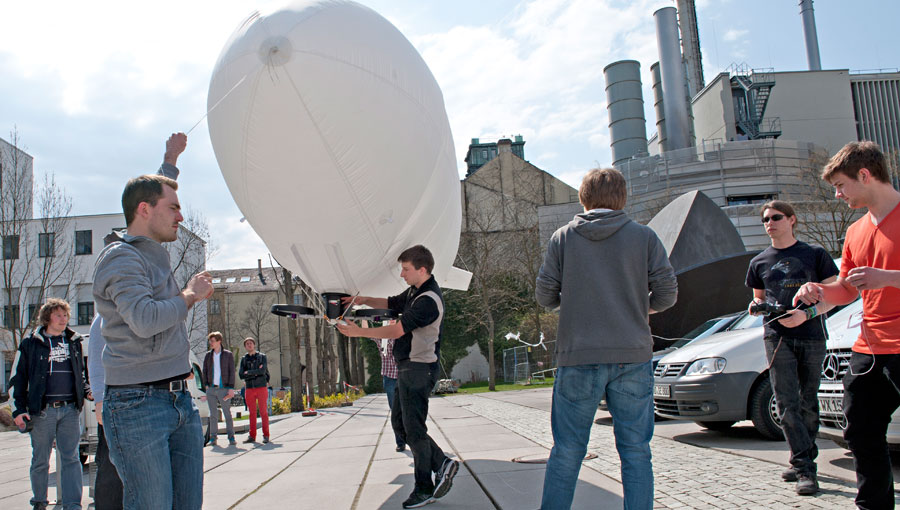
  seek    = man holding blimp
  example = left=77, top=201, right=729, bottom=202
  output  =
left=337, top=245, right=460, bottom=509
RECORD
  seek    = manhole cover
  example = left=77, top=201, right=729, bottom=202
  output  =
left=512, top=453, right=598, bottom=464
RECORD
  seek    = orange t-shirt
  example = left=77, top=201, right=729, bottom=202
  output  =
left=841, top=202, right=900, bottom=354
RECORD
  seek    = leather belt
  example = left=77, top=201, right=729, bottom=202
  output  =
left=46, top=400, right=74, bottom=408
left=108, top=379, right=189, bottom=393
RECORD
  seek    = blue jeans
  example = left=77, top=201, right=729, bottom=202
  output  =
left=383, top=375, right=404, bottom=447
left=764, top=335, right=825, bottom=475
left=541, top=362, right=654, bottom=510
left=29, top=403, right=83, bottom=509
left=103, top=387, right=203, bottom=510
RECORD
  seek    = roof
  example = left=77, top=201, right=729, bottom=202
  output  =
left=209, top=266, right=282, bottom=293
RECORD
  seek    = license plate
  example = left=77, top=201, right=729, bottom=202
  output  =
left=819, top=397, right=843, bottom=415
left=654, top=384, right=671, bottom=398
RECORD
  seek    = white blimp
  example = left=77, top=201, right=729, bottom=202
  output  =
left=207, top=0, right=471, bottom=313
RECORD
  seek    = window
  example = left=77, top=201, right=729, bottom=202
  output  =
left=209, top=299, right=221, bottom=315
left=481, top=149, right=488, bottom=159
left=38, top=233, right=55, bottom=258
left=27, top=304, right=38, bottom=324
left=225, top=277, right=236, bottom=283
left=3, top=305, right=19, bottom=329
left=240, top=276, right=251, bottom=282
left=2, top=235, right=19, bottom=260
left=75, top=230, right=92, bottom=255
left=726, top=194, right=776, bottom=206
left=293, top=294, right=303, bottom=306
left=77, top=302, right=94, bottom=326
left=211, top=278, right=221, bottom=284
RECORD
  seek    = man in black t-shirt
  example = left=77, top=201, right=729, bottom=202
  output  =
left=337, top=245, right=459, bottom=509
left=10, top=298, right=90, bottom=510
left=745, top=201, right=838, bottom=496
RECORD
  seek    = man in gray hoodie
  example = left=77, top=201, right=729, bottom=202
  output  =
left=93, top=133, right=213, bottom=510
left=536, top=167, right=677, bottom=510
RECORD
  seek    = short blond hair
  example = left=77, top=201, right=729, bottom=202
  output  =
left=579, top=168, right=627, bottom=210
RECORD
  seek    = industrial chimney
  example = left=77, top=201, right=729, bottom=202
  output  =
left=799, top=0, right=822, bottom=71
left=654, top=7, right=692, bottom=151
left=604, top=60, right=649, bottom=167
left=676, top=0, right=704, bottom=97
left=650, top=62, right=668, bottom=153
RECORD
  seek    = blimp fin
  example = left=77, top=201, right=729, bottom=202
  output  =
left=440, top=266, right=472, bottom=291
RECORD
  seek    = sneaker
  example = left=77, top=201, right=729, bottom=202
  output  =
left=208, top=438, right=217, bottom=447
left=244, top=436, right=256, bottom=444
left=396, top=443, right=406, bottom=452
left=263, top=436, right=270, bottom=444
left=229, top=437, right=237, bottom=446
left=402, top=490, right=434, bottom=509
left=33, top=503, right=48, bottom=510
left=432, top=458, right=459, bottom=499
left=782, top=467, right=799, bottom=482
left=796, top=473, right=819, bottom=495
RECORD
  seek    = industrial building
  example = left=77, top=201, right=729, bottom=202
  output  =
left=541, top=0, right=897, bottom=252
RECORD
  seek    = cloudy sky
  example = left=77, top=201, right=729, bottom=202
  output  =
left=1, top=0, right=897, bottom=270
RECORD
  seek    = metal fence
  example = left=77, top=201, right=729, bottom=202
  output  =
left=502, top=341, right=556, bottom=384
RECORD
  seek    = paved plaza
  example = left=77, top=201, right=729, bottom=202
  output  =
left=1, top=387, right=896, bottom=509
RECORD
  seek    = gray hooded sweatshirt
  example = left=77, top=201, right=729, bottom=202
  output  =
left=92, top=163, right=192, bottom=385
left=536, top=209, right=677, bottom=366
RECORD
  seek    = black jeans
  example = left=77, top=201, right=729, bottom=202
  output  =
left=843, top=352, right=900, bottom=510
left=764, top=335, right=825, bottom=475
left=391, top=361, right=447, bottom=494
left=96, top=424, right=124, bottom=510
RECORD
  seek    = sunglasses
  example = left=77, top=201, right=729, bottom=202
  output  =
left=761, top=213, right=785, bottom=224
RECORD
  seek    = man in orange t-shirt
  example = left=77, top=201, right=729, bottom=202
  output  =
left=795, top=141, right=900, bottom=510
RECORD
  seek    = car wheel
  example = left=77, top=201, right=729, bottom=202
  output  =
left=749, top=377, right=784, bottom=441
left=698, top=420, right=737, bottom=431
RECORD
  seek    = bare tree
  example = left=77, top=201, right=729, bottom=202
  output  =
left=0, top=131, right=82, bottom=352
left=168, top=207, right=215, bottom=355
left=788, top=154, right=865, bottom=256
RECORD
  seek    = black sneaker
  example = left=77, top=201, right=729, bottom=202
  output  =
left=33, top=503, right=48, bottom=510
left=402, top=490, right=434, bottom=508
left=782, top=467, right=798, bottom=482
left=396, top=443, right=406, bottom=452
left=243, top=436, right=256, bottom=444
left=263, top=436, right=270, bottom=444
left=432, top=458, right=459, bottom=499
left=796, top=473, right=819, bottom=495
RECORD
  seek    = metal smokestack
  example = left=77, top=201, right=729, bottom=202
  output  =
left=650, top=62, right=667, bottom=153
left=604, top=60, right=649, bottom=167
left=799, top=0, right=822, bottom=71
left=676, top=0, right=704, bottom=97
left=654, top=7, right=692, bottom=151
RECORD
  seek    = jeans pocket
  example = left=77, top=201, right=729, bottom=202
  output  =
left=105, top=389, right=148, bottom=412
left=613, top=363, right=653, bottom=400
left=557, top=366, right=595, bottom=402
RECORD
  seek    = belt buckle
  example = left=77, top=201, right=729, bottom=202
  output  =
left=168, top=380, right=185, bottom=392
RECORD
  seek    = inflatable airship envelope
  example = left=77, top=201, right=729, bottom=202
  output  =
left=207, top=0, right=471, bottom=299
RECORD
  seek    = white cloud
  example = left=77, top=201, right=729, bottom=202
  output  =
left=723, top=28, right=749, bottom=42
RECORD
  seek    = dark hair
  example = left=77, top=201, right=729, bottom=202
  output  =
left=760, top=200, right=796, bottom=233
left=121, top=174, right=178, bottom=225
left=39, top=298, right=71, bottom=328
left=579, top=168, right=627, bottom=210
left=822, top=140, right=890, bottom=184
left=208, top=331, right=223, bottom=342
left=398, top=245, right=434, bottom=273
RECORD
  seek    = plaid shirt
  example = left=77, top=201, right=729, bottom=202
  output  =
left=373, top=338, right=398, bottom=379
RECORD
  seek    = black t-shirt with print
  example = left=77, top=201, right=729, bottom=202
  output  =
left=746, top=241, right=839, bottom=339
left=45, top=335, right=76, bottom=402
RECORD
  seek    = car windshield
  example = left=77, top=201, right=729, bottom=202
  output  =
left=728, top=311, right=764, bottom=330
left=669, top=315, right=739, bottom=348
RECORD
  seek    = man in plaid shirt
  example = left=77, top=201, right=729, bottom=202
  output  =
left=366, top=320, right=405, bottom=452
